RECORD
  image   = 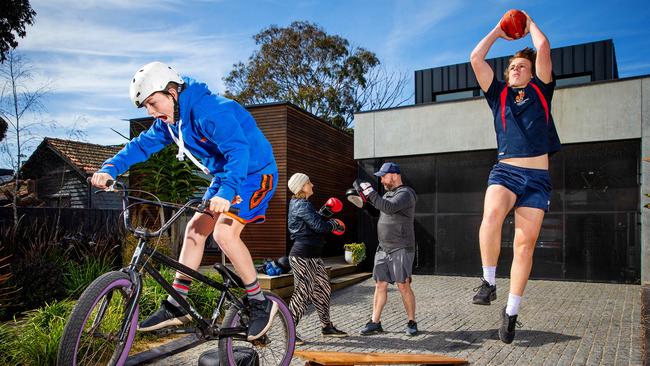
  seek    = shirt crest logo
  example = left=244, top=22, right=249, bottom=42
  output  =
left=515, top=89, right=526, bottom=104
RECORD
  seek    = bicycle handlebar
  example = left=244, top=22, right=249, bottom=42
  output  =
left=89, top=177, right=240, bottom=238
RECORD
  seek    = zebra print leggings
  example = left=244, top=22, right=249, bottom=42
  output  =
left=288, top=256, right=332, bottom=327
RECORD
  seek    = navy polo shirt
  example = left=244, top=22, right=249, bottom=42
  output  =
left=484, top=74, right=562, bottom=160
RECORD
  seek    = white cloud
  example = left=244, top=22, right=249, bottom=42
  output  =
left=384, top=0, right=464, bottom=57
left=7, top=0, right=256, bottom=153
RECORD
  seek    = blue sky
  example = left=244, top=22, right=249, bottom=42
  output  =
left=3, top=0, right=649, bottom=168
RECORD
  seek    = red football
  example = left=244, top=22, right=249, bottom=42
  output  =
left=500, top=9, right=527, bottom=40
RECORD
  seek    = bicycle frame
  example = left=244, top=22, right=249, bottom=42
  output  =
left=103, top=181, right=248, bottom=346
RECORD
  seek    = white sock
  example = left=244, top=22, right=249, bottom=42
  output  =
left=482, top=266, right=496, bottom=286
left=506, top=293, right=522, bottom=316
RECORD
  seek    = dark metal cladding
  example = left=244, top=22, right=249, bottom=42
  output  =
left=415, top=39, right=618, bottom=104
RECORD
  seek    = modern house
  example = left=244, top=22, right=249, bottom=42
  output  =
left=354, top=39, right=645, bottom=283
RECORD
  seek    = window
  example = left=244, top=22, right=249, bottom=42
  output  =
left=434, top=90, right=475, bottom=102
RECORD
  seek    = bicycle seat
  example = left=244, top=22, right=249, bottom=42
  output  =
left=213, top=263, right=245, bottom=288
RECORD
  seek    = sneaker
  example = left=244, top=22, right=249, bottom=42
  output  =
left=472, top=278, right=497, bottom=305
left=498, top=306, right=522, bottom=344
left=247, top=298, right=278, bottom=341
left=138, top=300, right=191, bottom=332
left=322, top=324, right=348, bottom=337
left=295, top=334, right=306, bottom=346
left=406, top=320, right=418, bottom=336
left=359, top=320, right=383, bottom=336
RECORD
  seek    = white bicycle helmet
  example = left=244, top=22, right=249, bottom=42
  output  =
left=129, top=61, right=184, bottom=108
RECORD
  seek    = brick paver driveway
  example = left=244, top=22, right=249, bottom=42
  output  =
left=154, top=275, right=642, bottom=365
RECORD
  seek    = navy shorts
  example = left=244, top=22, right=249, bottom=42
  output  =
left=488, top=162, right=552, bottom=212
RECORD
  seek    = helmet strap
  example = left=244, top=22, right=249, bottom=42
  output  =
left=165, top=83, right=185, bottom=124
left=173, top=98, right=180, bottom=124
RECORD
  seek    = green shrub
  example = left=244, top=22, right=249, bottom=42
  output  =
left=2, top=300, right=75, bottom=366
left=188, top=271, right=223, bottom=317
left=0, top=321, right=13, bottom=364
left=63, top=257, right=114, bottom=298
left=0, top=245, right=14, bottom=321
left=138, top=267, right=225, bottom=320
left=10, top=245, right=67, bottom=312
left=138, top=267, right=175, bottom=319
left=122, top=233, right=173, bottom=268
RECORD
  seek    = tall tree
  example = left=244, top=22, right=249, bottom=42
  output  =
left=224, top=21, right=410, bottom=130
left=0, top=51, right=49, bottom=225
left=0, top=0, right=36, bottom=63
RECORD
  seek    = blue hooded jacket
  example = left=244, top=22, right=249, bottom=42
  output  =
left=99, top=77, right=277, bottom=202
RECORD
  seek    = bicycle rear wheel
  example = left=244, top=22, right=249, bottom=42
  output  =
left=218, top=291, right=295, bottom=366
left=57, top=271, right=138, bottom=366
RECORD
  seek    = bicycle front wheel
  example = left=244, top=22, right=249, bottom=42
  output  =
left=218, top=291, right=295, bottom=366
left=57, top=271, right=138, bottom=366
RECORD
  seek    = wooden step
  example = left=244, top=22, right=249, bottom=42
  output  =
left=327, top=263, right=358, bottom=278
left=330, top=272, right=372, bottom=292
left=257, top=273, right=293, bottom=289
left=294, top=350, right=468, bottom=365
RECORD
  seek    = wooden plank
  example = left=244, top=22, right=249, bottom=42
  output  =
left=330, top=273, right=372, bottom=292
left=294, top=350, right=468, bottom=365
left=269, top=285, right=294, bottom=299
left=258, top=273, right=294, bottom=289
left=328, top=263, right=358, bottom=277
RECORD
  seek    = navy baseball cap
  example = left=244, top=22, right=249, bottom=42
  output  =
left=374, top=162, right=401, bottom=177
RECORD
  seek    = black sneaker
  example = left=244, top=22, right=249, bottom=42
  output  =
left=406, top=320, right=418, bottom=336
left=138, top=300, right=191, bottom=332
left=498, top=306, right=522, bottom=344
left=472, top=278, right=497, bottom=305
left=322, top=324, right=348, bottom=337
left=247, top=298, right=278, bottom=341
left=360, top=320, right=383, bottom=336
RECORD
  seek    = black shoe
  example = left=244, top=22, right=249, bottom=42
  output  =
left=138, top=300, right=191, bottom=332
left=498, top=306, right=522, bottom=344
left=295, top=334, right=306, bottom=346
left=322, top=324, right=348, bottom=337
left=472, top=278, right=497, bottom=305
left=247, top=298, right=278, bottom=341
left=406, top=320, right=418, bottom=336
left=360, top=320, right=383, bottom=336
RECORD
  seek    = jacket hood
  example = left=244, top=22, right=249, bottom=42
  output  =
left=179, top=77, right=211, bottom=116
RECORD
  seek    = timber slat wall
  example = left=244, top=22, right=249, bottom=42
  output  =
left=235, top=104, right=288, bottom=262
left=129, top=103, right=356, bottom=264
left=285, top=106, right=357, bottom=257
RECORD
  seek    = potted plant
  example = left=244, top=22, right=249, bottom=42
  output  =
left=343, top=242, right=366, bottom=265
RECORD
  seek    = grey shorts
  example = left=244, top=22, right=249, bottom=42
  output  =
left=372, top=248, right=415, bottom=284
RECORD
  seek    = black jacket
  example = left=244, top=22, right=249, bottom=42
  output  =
left=288, top=198, right=332, bottom=257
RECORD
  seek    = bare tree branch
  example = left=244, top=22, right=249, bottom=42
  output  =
left=0, top=50, right=53, bottom=226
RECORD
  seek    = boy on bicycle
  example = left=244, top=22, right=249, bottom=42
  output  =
left=91, top=61, right=278, bottom=341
